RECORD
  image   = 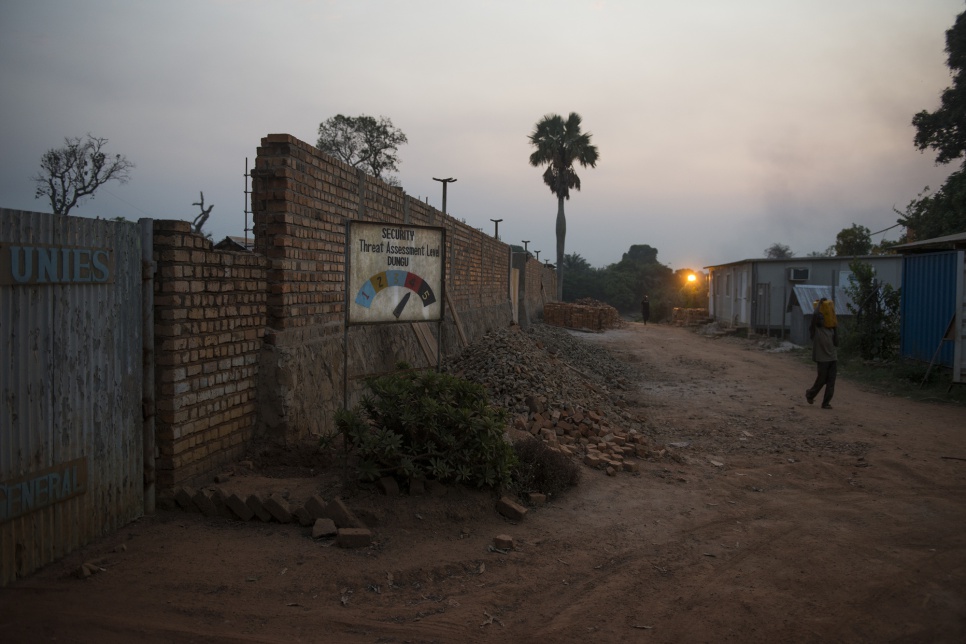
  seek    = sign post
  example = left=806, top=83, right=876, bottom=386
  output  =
left=343, top=221, right=447, bottom=408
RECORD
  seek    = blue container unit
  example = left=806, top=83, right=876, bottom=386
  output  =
left=900, top=251, right=959, bottom=366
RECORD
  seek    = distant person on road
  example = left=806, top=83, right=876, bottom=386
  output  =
left=806, top=298, right=838, bottom=409
left=641, top=295, right=650, bottom=325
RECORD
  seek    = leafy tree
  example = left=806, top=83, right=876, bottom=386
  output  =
left=316, top=114, right=407, bottom=185
left=601, top=245, right=673, bottom=317
left=764, top=243, right=793, bottom=259
left=894, top=173, right=966, bottom=240
left=33, top=134, right=134, bottom=216
left=620, top=244, right=659, bottom=265
left=528, top=112, right=599, bottom=300
left=834, top=224, right=872, bottom=256
left=903, top=9, right=966, bottom=239
left=561, top=253, right=599, bottom=302
left=913, top=9, right=966, bottom=165
left=843, top=261, right=901, bottom=361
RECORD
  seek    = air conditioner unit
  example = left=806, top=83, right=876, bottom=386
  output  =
left=788, top=268, right=809, bottom=282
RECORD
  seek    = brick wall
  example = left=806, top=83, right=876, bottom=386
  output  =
left=250, top=134, right=510, bottom=330
left=152, top=220, right=268, bottom=487
left=152, top=134, right=556, bottom=485
left=250, top=134, right=546, bottom=442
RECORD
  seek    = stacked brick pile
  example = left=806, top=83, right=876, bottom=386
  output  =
left=543, top=300, right=621, bottom=331
left=511, top=402, right=663, bottom=476
left=446, top=323, right=675, bottom=476
left=671, top=307, right=711, bottom=326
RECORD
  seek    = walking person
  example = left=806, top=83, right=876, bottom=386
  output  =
left=806, top=298, right=838, bottom=409
left=641, top=295, right=650, bottom=325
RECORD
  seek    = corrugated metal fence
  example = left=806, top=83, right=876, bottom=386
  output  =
left=1, top=209, right=144, bottom=585
left=900, top=251, right=958, bottom=366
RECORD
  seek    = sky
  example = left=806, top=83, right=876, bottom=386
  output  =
left=1, top=0, right=963, bottom=272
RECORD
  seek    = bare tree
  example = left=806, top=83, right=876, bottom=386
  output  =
left=33, top=134, right=134, bottom=216
left=192, top=192, right=213, bottom=235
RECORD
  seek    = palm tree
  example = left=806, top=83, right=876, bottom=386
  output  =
left=528, top=113, right=599, bottom=300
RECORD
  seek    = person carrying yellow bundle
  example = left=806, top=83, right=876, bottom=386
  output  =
left=817, top=298, right=837, bottom=328
left=806, top=298, right=838, bottom=409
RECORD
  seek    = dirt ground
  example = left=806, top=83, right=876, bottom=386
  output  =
left=2, top=323, right=966, bottom=643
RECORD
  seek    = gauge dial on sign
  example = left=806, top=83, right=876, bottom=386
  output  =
left=354, top=270, right=437, bottom=318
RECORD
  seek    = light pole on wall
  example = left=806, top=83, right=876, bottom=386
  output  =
left=432, top=177, right=456, bottom=214
left=521, top=240, right=530, bottom=255
left=535, top=250, right=541, bottom=261
left=490, top=218, right=503, bottom=239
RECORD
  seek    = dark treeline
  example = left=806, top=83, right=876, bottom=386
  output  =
left=560, top=245, right=708, bottom=322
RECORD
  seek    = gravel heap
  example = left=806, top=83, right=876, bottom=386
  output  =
left=444, top=323, right=659, bottom=475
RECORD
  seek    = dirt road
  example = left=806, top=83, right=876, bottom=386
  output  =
left=2, top=323, right=965, bottom=643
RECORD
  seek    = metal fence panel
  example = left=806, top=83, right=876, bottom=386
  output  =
left=1, top=209, right=143, bottom=585
left=900, top=251, right=957, bottom=365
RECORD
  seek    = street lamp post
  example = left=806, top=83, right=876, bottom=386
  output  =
left=432, top=177, right=456, bottom=214
left=490, top=218, right=503, bottom=239
left=521, top=240, right=530, bottom=254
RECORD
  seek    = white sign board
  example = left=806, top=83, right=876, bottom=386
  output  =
left=346, top=221, right=446, bottom=325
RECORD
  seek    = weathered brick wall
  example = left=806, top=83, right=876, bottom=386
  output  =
left=153, top=134, right=557, bottom=483
left=524, top=256, right=555, bottom=319
left=250, top=134, right=540, bottom=442
left=250, top=134, right=510, bottom=331
left=153, top=220, right=268, bottom=487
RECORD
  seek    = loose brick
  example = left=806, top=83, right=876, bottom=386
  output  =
left=293, top=505, right=314, bottom=527
left=312, top=518, right=337, bottom=539
left=304, top=495, right=327, bottom=519
left=209, top=488, right=233, bottom=519
left=192, top=489, right=218, bottom=517
left=493, top=534, right=514, bottom=550
left=496, top=496, right=528, bottom=521
left=226, top=493, right=255, bottom=521
left=174, top=486, right=198, bottom=511
left=264, top=496, right=293, bottom=523
left=246, top=493, right=273, bottom=522
left=528, top=493, right=547, bottom=506
left=322, top=498, right=365, bottom=529
left=336, top=528, right=372, bottom=548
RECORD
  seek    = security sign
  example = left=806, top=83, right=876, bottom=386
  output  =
left=346, top=221, right=445, bottom=325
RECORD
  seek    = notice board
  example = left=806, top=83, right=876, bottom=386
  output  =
left=346, top=221, right=446, bottom=326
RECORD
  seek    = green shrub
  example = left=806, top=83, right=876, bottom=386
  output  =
left=335, top=368, right=516, bottom=489
left=511, top=437, right=581, bottom=498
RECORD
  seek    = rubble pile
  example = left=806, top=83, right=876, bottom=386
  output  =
left=445, top=324, right=660, bottom=475
left=543, top=299, right=622, bottom=331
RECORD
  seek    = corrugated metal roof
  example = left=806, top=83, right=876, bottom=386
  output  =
left=787, top=285, right=854, bottom=314
left=893, top=231, right=966, bottom=253
left=704, top=254, right=889, bottom=269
